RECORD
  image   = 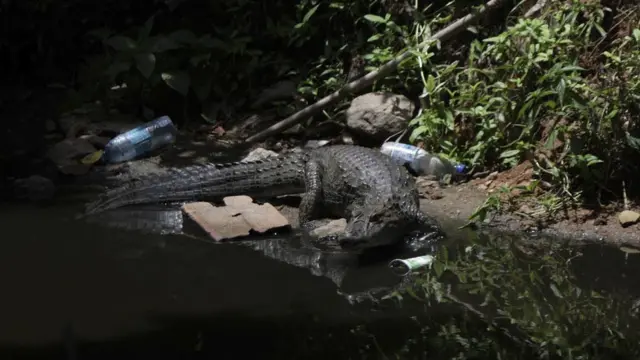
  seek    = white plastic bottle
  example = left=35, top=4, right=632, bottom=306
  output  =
left=380, top=142, right=466, bottom=179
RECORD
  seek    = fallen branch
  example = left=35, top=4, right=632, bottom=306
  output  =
left=245, top=0, right=509, bottom=144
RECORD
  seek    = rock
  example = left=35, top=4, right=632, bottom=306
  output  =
left=345, top=92, right=415, bottom=142
left=250, top=79, right=299, bottom=109
left=618, top=210, right=640, bottom=227
left=518, top=204, right=533, bottom=215
left=47, top=138, right=98, bottom=175
left=78, top=134, right=111, bottom=149
left=13, top=175, right=56, bottom=202
left=57, top=114, right=89, bottom=138
left=242, top=147, right=279, bottom=162
left=304, top=140, right=331, bottom=148
left=310, top=219, right=347, bottom=238
left=342, top=133, right=354, bottom=145
left=45, top=119, right=57, bottom=132
left=594, top=217, right=607, bottom=226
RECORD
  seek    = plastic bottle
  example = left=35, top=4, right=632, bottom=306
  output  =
left=103, top=116, right=178, bottom=164
left=380, top=142, right=466, bottom=179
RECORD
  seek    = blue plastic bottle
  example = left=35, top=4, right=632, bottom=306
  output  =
left=103, top=116, right=178, bottom=164
left=380, top=142, right=466, bottom=179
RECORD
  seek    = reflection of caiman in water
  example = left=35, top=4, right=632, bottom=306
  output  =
left=89, top=206, right=437, bottom=303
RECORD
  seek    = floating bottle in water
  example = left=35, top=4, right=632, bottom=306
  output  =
left=103, top=116, right=177, bottom=164
left=389, top=255, right=435, bottom=276
left=380, top=142, right=466, bottom=179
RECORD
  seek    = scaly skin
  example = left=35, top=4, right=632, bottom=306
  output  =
left=82, top=145, right=443, bottom=249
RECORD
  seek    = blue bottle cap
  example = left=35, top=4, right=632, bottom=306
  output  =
left=454, top=164, right=467, bottom=174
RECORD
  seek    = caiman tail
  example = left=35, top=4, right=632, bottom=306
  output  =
left=83, top=153, right=308, bottom=216
left=83, top=206, right=186, bottom=234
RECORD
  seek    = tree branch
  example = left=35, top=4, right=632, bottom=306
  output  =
left=245, top=0, right=510, bottom=144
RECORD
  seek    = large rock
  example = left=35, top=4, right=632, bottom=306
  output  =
left=619, top=210, right=640, bottom=228
left=345, top=92, right=415, bottom=143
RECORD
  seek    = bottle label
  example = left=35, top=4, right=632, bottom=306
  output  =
left=381, top=142, right=425, bottom=163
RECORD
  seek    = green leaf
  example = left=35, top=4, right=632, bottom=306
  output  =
left=138, top=15, right=155, bottom=40
left=105, top=61, right=132, bottom=78
left=189, top=54, right=210, bottom=67
left=409, top=126, right=428, bottom=142
left=367, top=34, right=382, bottom=42
left=544, top=128, right=558, bottom=150
left=105, top=36, right=137, bottom=51
left=364, top=14, right=386, bottom=24
left=633, top=28, right=640, bottom=42
left=499, top=149, right=520, bottom=159
left=425, top=75, right=436, bottom=94
left=87, top=28, right=113, bottom=41
left=549, top=283, right=563, bottom=298
left=169, top=29, right=197, bottom=44
left=197, top=35, right=226, bottom=50
left=134, top=53, right=156, bottom=78
left=302, top=4, right=320, bottom=23
left=161, top=71, right=191, bottom=97
left=626, top=133, right=640, bottom=151
left=557, top=78, right=566, bottom=105
left=559, top=65, right=585, bottom=73
left=192, top=78, right=212, bottom=101
left=148, top=36, right=182, bottom=52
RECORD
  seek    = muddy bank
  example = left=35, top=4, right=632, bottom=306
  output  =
left=29, top=129, right=640, bottom=251
left=417, top=180, right=640, bottom=249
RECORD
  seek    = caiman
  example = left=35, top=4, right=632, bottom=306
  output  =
left=82, top=145, right=443, bottom=250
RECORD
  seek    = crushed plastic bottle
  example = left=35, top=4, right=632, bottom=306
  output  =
left=103, top=115, right=177, bottom=164
left=380, top=142, right=466, bottom=179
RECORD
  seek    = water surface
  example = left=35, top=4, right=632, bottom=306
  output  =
left=2, top=203, right=640, bottom=359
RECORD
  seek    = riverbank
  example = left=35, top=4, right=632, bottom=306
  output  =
left=415, top=171, right=640, bottom=250
left=17, top=105, right=640, bottom=251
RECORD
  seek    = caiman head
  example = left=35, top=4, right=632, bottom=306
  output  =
left=339, top=194, right=444, bottom=251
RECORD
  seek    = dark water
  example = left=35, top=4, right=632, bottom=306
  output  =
left=2, top=204, right=640, bottom=359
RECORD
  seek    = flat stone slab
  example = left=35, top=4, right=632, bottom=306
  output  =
left=181, top=196, right=291, bottom=241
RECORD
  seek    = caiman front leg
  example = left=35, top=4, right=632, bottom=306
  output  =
left=338, top=214, right=373, bottom=250
left=298, top=160, right=350, bottom=250
left=298, top=159, right=324, bottom=233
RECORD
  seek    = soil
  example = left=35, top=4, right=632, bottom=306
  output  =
left=418, top=170, right=640, bottom=250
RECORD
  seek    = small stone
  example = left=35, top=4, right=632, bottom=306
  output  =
left=47, top=138, right=98, bottom=175
left=13, top=175, right=56, bottom=202
left=416, top=177, right=438, bottom=188
left=242, top=148, right=279, bottom=162
left=310, top=219, right=347, bottom=238
left=304, top=140, right=331, bottom=148
left=594, top=218, right=607, bottom=226
left=518, top=204, right=532, bottom=214
left=618, top=210, right=640, bottom=227
left=487, top=171, right=499, bottom=180
left=45, top=119, right=57, bottom=132
left=78, top=134, right=111, bottom=149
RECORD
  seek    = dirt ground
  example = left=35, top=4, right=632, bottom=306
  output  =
left=418, top=165, right=640, bottom=250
